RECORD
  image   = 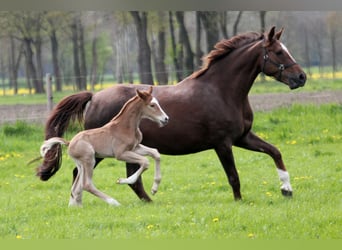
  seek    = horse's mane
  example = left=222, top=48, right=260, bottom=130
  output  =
left=190, top=31, right=264, bottom=79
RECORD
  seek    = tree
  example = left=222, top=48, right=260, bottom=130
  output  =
left=175, top=11, right=194, bottom=78
left=44, top=11, right=68, bottom=92
left=9, top=11, right=45, bottom=93
left=168, top=11, right=182, bottom=82
left=151, top=11, right=168, bottom=85
left=327, top=12, right=342, bottom=78
left=130, top=11, right=153, bottom=85
left=198, top=11, right=219, bottom=53
left=70, top=13, right=87, bottom=90
left=259, top=11, right=267, bottom=33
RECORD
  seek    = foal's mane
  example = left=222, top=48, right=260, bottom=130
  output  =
left=110, top=91, right=152, bottom=122
left=190, top=31, right=264, bottom=79
left=110, top=95, right=139, bottom=122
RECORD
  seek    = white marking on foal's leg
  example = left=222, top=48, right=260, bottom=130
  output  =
left=106, top=198, right=121, bottom=206
left=277, top=169, right=293, bottom=196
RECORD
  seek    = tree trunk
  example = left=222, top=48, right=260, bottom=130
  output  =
left=175, top=11, right=194, bottom=78
left=233, top=11, right=243, bottom=36
left=78, top=18, right=87, bottom=90
left=331, top=32, right=337, bottom=78
left=168, top=11, right=182, bottom=82
left=195, top=12, right=203, bottom=69
left=130, top=11, right=153, bottom=85
left=198, top=11, right=219, bottom=52
left=259, top=11, right=267, bottom=82
left=8, top=35, right=22, bottom=95
left=50, top=29, right=62, bottom=91
left=34, top=33, right=45, bottom=93
left=153, top=11, right=168, bottom=85
left=259, top=11, right=267, bottom=33
left=23, top=38, right=44, bottom=93
left=71, top=18, right=82, bottom=90
left=219, top=12, right=228, bottom=38
left=90, top=35, right=98, bottom=91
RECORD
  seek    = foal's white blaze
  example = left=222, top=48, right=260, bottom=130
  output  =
left=280, top=43, right=296, bottom=63
left=150, top=97, right=169, bottom=126
left=277, top=169, right=293, bottom=192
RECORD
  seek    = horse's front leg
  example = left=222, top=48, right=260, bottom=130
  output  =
left=235, top=131, right=293, bottom=197
left=133, top=144, right=161, bottom=195
left=215, top=141, right=242, bottom=200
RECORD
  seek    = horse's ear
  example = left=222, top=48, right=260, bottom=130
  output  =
left=148, top=85, right=153, bottom=94
left=267, top=26, right=276, bottom=43
left=275, top=27, right=284, bottom=40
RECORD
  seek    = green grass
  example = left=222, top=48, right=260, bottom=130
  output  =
left=0, top=105, right=341, bottom=239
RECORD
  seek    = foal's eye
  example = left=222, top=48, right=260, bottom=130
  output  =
left=150, top=104, right=155, bottom=108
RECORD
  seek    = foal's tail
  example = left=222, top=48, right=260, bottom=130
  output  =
left=36, top=91, right=93, bottom=181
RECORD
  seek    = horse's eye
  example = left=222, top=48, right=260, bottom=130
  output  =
left=150, top=104, right=155, bottom=108
left=276, top=50, right=283, bottom=56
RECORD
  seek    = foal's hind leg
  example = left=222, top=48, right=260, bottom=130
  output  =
left=235, top=131, right=293, bottom=197
left=81, top=158, right=121, bottom=206
left=69, top=162, right=84, bottom=207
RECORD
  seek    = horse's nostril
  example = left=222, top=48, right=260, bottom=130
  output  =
left=299, top=72, right=306, bottom=83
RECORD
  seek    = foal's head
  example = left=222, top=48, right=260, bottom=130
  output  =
left=137, top=86, right=169, bottom=127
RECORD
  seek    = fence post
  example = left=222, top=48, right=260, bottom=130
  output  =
left=46, top=73, right=53, bottom=112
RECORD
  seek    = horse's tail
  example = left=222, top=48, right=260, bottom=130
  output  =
left=36, top=91, right=93, bottom=181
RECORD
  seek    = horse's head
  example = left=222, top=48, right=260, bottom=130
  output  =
left=261, top=26, right=306, bottom=89
left=137, top=86, right=169, bottom=127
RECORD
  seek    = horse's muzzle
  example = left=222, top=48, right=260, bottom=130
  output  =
left=289, top=72, right=306, bottom=89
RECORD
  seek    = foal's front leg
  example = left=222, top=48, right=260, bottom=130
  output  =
left=117, top=144, right=161, bottom=195
left=134, top=144, right=161, bottom=195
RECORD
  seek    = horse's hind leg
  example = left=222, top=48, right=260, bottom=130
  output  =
left=235, top=131, right=293, bottom=197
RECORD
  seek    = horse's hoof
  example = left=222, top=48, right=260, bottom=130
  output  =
left=281, top=189, right=293, bottom=197
left=151, top=189, right=157, bottom=195
left=116, top=178, right=123, bottom=184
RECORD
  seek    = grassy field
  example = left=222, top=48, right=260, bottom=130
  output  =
left=0, top=104, right=341, bottom=239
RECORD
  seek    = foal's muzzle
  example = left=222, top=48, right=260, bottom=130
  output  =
left=159, top=116, right=169, bottom=127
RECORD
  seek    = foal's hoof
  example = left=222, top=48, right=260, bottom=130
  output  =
left=281, top=189, right=293, bottom=197
left=116, top=178, right=125, bottom=184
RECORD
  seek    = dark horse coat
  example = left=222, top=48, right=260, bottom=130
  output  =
left=37, top=27, right=306, bottom=201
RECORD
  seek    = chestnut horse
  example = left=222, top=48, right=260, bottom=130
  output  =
left=37, top=26, right=306, bottom=202
left=39, top=87, right=169, bottom=206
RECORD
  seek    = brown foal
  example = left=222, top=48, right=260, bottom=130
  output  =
left=39, top=86, right=169, bottom=207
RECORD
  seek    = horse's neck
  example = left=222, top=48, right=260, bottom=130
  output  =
left=206, top=41, right=262, bottom=98
left=110, top=100, right=143, bottom=131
